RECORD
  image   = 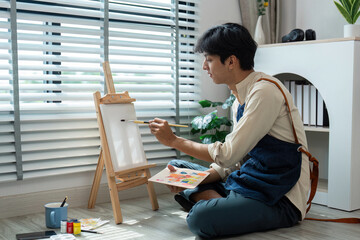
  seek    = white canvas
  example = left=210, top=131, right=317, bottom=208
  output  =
left=100, top=103, right=147, bottom=172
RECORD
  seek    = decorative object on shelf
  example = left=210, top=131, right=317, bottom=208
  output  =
left=344, top=24, right=360, bottom=37
left=282, top=29, right=305, bottom=42
left=254, top=16, right=266, bottom=45
left=281, top=29, right=316, bottom=43
left=305, top=29, right=317, bottom=41
left=334, top=0, right=360, bottom=37
left=254, top=0, right=268, bottom=44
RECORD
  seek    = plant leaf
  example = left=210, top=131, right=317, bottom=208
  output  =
left=198, top=99, right=224, bottom=108
left=340, top=0, right=352, bottom=13
left=219, top=117, right=231, bottom=126
left=335, top=1, right=354, bottom=23
left=207, top=116, right=222, bottom=130
left=191, top=110, right=218, bottom=131
left=220, top=117, right=233, bottom=126
left=191, top=116, right=204, bottom=130
left=353, top=9, right=360, bottom=22
left=222, top=94, right=236, bottom=109
left=211, top=101, right=223, bottom=107
left=200, top=134, right=215, bottom=144
left=190, top=128, right=200, bottom=135
left=215, top=130, right=230, bottom=143
left=202, top=110, right=217, bottom=129
left=200, top=128, right=208, bottom=134
left=351, top=0, right=360, bottom=22
left=198, top=100, right=212, bottom=108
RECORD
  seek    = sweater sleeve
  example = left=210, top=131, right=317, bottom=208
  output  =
left=209, top=162, right=240, bottom=181
left=208, top=82, right=284, bottom=168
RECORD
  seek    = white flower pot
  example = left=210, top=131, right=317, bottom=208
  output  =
left=254, top=15, right=266, bottom=45
left=344, top=24, right=360, bottom=37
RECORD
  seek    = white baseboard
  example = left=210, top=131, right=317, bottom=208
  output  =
left=0, top=183, right=168, bottom=219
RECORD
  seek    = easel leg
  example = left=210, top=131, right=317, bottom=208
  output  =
left=88, top=150, right=104, bottom=209
left=145, top=169, right=159, bottom=211
left=107, top=175, right=123, bottom=224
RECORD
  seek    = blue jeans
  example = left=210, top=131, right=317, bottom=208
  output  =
left=169, top=159, right=301, bottom=239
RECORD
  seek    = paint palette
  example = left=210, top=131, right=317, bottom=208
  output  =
left=149, top=167, right=209, bottom=189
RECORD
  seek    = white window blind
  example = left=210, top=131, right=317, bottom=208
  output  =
left=15, top=0, right=104, bottom=180
left=177, top=0, right=201, bottom=149
left=108, top=0, right=177, bottom=161
left=0, top=0, right=200, bottom=182
left=0, top=0, right=16, bottom=182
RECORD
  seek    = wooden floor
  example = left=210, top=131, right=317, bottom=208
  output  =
left=1, top=193, right=360, bottom=240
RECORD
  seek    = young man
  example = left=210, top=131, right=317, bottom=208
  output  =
left=148, top=23, right=310, bottom=238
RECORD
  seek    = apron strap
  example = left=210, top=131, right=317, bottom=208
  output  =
left=256, top=78, right=299, bottom=144
left=256, top=78, right=359, bottom=223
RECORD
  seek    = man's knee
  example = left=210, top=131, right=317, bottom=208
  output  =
left=168, top=159, right=185, bottom=168
left=186, top=202, right=217, bottom=239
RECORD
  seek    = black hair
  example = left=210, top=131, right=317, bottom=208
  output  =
left=194, top=23, right=257, bottom=70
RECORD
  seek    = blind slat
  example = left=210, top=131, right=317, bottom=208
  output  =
left=17, top=2, right=103, bottom=18
left=109, top=12, right=174, bottom=26
left=17, top=23, right=102, bottom=36
left=17, top=12, right=103, bottom=27
left=30, top=0, right=102, bottom=9
left=22, top=147, right=100, bottom=161
left=22, top=138, right=100, bottom=151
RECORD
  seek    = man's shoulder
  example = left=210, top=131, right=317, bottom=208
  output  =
left=248, top=77, right=284, bottom=102
left=252, top=76, right=281, bottom=92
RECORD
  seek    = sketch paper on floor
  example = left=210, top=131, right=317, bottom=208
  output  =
left=149, top=167, right=209, bottom=189
left=80, top=218, right=110, bottom=230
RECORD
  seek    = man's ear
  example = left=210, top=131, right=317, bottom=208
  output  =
left=227, top=55, right=237, bottom=69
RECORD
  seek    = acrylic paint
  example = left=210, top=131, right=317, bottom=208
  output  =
left=60, top=220, right=67, bottom=234
left=66, top=220, right=73, bottom=234
left=73, top=220, right=81, bottom=235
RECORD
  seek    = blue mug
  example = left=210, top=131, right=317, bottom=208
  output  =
left=44, top=202, right=68, bottom=228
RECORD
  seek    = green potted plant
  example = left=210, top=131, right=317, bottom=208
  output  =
left=334, top=0, right=360, bottom=37
left=191, top=95, right=235, bottom=144
left=185, top=95, right=235, bottom=166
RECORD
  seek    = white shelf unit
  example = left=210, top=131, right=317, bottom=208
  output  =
left=255, top=38, right=360, bottom=211
left=304, top=126, right=329, bottom=132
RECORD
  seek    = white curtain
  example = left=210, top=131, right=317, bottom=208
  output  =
left=239, top=0, right=281, bottom=44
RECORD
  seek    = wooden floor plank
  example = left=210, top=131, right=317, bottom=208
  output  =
left=1, top=193, right=359, bottom=240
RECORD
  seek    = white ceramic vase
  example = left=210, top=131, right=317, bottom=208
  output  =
left=254, top=15, right=266, bottom=45
left=344, top=24, right=360, bottom=37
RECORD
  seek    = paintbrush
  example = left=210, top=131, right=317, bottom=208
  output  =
left=121, top=119, right=188, bottom=128
left=60, top=196, right=68, bottom=207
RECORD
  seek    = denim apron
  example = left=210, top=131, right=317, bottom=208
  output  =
left=225, top=100, right=302, bottom=206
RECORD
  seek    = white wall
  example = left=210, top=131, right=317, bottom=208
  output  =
left=198, top=0, right=241, bottom=115
left=296, top=0, right=346, bottom=39
left=279, top=0, right=356, bottom=40
left=295, top=0, right=357, bottom=40
left=279, top=0, right=297, bottom=38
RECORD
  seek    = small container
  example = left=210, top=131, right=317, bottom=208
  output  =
left=73, top=220, right=81, bottom=235
left=60, top=220, right=67, bottom=234
left=66, top=220, right=73, bottom=234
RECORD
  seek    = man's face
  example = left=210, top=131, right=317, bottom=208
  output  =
left=202, top=54, right=229, bottom=85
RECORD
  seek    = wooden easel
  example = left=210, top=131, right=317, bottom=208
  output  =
left=88, top=61, right=159, bottom=224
